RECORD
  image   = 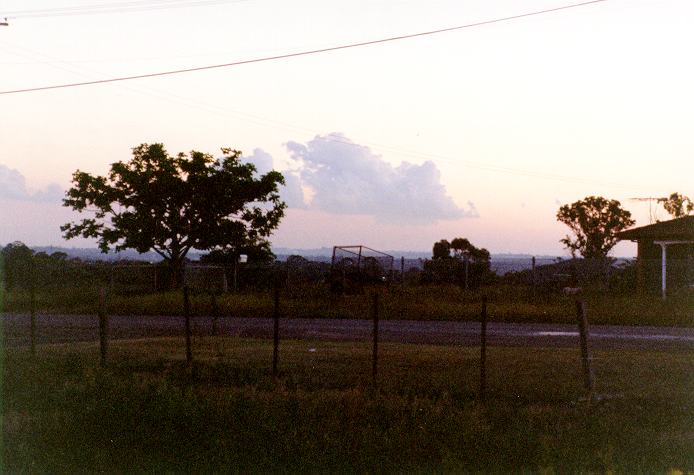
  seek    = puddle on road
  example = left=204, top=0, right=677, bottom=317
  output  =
left=535, top=331, right=579, bottom=337
left=531, top=331, right=694, bottom=342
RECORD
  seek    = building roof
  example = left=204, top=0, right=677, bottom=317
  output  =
left=617, top=215, right=694, bottom=241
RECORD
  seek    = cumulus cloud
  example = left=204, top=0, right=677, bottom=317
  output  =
left=286, top=133, right=476, bottom=225
left=243, top=148, right=274, bottom=176
left=0, top=165, right=63, bottom=202
left=242, top=149, right=306, bottom=209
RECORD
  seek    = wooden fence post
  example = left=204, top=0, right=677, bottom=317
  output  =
left=211, top=292, right=219, bottom=336
left=480, top=295, right=488, bottom=401
left=575, top=300, right=594, bottom=398
left=464, top=257, right=469, bottom=290
left=530, top=256, right=537, bottom=297
left=400, top=256, right=405, bottom=286
left=184, top=285, right=192, bottom=364
left=233, top=260, right=238, bottom=293
left=98, top=287, right=108, bottom=367
left=30, top=262, right=36, bottom=357
left=272, top=284, right=280, bottom=377
left=372, top=292, right=380, bottom=382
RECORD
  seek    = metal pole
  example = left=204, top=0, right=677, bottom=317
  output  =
left=480, top=296, right=488, bottom=401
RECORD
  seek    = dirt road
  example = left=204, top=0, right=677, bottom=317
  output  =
left=3, top=313, right=693, bottom=351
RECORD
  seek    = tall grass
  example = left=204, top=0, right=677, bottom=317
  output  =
left=3, top=283, right=693, bottom=326
left=3, top=337, right=693, bottom=472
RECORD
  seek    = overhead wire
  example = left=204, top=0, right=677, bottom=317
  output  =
left=0, top=0, right=608, bottom=95
left=2, top=0, right=661, bottom=193
left=1, top=0, right=251, bottom=18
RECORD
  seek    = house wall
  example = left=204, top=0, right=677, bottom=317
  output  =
left=637, top=239, right=694, bottom=294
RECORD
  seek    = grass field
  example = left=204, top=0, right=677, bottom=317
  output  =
left=4, top=284, right=694, bottom=327
left=3, top=336, right=693, bottom=472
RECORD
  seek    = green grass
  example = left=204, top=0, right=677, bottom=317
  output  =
left=4, top=283, right=694, bottom=327
left=3, top=336, right=693, bottom=472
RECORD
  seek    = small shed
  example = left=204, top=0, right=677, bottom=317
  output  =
left=617, top=216, right=694, bottom=298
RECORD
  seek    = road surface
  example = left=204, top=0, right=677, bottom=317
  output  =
left=2, top=313, right=693, bottom=351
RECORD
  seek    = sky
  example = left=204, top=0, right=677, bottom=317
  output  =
left=1, top=0, right=693, bottom=257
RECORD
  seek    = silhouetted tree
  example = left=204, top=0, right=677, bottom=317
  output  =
left=557, top=196, right=634, bottom=258
left=450, top=237, right=491, bottom=263
left=658, top=192, right=694, bottom=219
left=62, top=143, right=286, bottom=287
left=425, top=237, right=492, bottom=288
left=432, top=239, right=451, bottom=259
left=1, top=241, right=34, bottom=290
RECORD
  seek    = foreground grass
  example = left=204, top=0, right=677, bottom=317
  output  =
left=3, top=337, right=693, bottom=472
left=4, top=284, right=694, bottom=326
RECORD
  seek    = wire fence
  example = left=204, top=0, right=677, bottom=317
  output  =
left=1, top=255, right=693, bottom=297
left=3, top=253, right=692, bottom=405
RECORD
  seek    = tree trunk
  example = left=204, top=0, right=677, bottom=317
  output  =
left=168, top=257, right=185, bottom=290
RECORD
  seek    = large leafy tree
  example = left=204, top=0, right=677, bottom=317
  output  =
left=427, top=237, right=492, bottom=287
left=432, top=239, right=451, bottom=259
left=658, top=192, right=693, bottom=219
left=62, top=143, right=286, bottom=286
left=450, top=237, right=490, bottom=263
left=557, top=196, right=634, bottom=258
left=1, top=241, right=34, bottom=290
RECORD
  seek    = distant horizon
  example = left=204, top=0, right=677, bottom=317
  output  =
left=12, top=243, right=633, bottom=260
left=1, top=0, right=690, bottom=260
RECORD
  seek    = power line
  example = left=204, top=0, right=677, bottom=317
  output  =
left=2, top=1, right=651, bottom=192
left=0, top=0, right=608, bottom=95
left=2, top=0, right=249, bottom=18
left=0, top=16, right=658, bottom=193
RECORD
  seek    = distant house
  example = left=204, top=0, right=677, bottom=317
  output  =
left=616, top=216, right=694, bottom=298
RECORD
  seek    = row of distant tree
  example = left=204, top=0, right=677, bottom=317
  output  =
left=556, top=193, right=692, bottom=259
left=421, top=192, right=692, bottom=288
left=2, top=140, right=691, bottom=292
left=0, top=241, right=275, bottom=292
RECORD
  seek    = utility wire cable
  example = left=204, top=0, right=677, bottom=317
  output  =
left=0, top=0, right=608, bottom=95
left=0, top=4, right=654, bottom=191
left=2, top=0, right=249, bottom=18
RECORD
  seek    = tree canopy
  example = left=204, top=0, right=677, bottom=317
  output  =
left=556, top=196, right=634, bottom=258
left=432, top=239, right=452, bottom=259
left=450, top=237, right=490, bottom=262
left=432, top=238, right=490, bottom=263
left=658, top=192, right=693, bottom=219
left=427, top=237, right=492, bottom=288
left=61, top=143, right=286, bottom=284
left=1, top=242, right=75, bottom=291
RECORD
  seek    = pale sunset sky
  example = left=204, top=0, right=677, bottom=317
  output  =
left=1, top=0, right=692, bottom=256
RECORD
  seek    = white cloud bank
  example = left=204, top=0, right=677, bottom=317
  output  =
left=0, top=165, right=63, bottom=203
left=242, top=148, right=305, bottom=209
left=285, top=133, right=476, bottom=225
